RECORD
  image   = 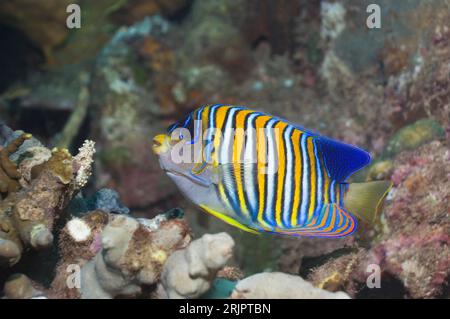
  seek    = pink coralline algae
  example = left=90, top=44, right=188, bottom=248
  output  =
left=309, top=140, right=450, bottom=299
left=89, top=233, right=103, bottom=254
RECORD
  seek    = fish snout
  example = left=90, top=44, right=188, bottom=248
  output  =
left=152, top=134, right=170, bottom=155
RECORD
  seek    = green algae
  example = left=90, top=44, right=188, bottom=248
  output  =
left=384, top=119, right=444, bottom=157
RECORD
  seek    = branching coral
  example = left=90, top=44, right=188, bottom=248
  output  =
left=72, top=140, right=96, bottom=190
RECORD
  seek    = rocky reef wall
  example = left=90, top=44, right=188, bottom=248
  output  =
left=0, top=0, right=448, bottom=299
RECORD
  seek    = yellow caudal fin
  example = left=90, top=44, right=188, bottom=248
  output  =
left=343, top=181, right=392, bottom=224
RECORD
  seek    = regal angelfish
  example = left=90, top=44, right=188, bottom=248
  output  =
left=152, top=104, right=392, bottom=237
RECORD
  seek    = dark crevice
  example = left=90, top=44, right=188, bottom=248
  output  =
left=164, top=0, right=195, bottom=24
left=436, top=275, right=450, bottom=299
left=356, top=274, right=409, bottom=299
left=251, top=35, right=270, bottom=50
left=0, top=23, right=44, bottom=93
left=8, top=107, right=71, bottom=146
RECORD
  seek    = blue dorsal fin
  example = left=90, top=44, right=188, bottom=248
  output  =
left=315, top=136, right=371, bottom=182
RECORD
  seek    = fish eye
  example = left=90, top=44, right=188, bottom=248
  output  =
left=168, top=112, right=196, bottom=143
left=170, top=127, right=189, bottom=143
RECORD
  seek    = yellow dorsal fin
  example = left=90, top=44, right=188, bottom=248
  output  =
left=199, top=204, right=260, bottom=234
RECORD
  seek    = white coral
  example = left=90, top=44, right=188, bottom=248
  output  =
left=67, top=218, right=91, bottom=242
left=231, top=272, right=350, bottom=299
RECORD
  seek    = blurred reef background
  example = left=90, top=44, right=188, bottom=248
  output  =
left=0, top=0, right=449, bottom=299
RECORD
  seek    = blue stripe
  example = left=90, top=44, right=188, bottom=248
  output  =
left=220, top=107, right=243, bottom=215
left=330, top=180, right=336, bottom=203
left=313, top=139, right=323, bottom=212
left=244, top=112, right=260, bottom=220
left=282, top=125, right=294, bottom=228
left=331, top=206, right=342, bottom=233
left=196, top=105, right=205, bottom=120
left=182, top=113, right=192, bottom=127
left=204, top=104, right=220, bottom=161
left=264, top=118, right=279, bottom=226
left=315, top=204, right=334, bottom=231
left=299, top=134, right=309, bottom=226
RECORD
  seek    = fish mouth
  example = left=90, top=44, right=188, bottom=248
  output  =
left=153, top=138, right=162, bottom=148
left=152, top=134, right=170, bottom=155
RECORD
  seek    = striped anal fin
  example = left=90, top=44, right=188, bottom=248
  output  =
left=275, top=204, right=357, bottom=238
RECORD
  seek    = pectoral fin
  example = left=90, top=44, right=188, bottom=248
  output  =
left=191, top=161, right=208, bottom=175
left=217, top=162, right=257, bottom=188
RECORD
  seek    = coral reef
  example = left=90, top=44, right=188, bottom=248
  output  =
left=384, top=119, right=444, bottom=157
left=160, top=232, right=234, bottom=299
left=51, top=211, right=191, bottom=299
left=67, top=188, right=130, bottom=216
left=0, top=126, right=95, bottom=267
left=0, top=0, right=73, bottom=63
left=239, top=0, right=302, bottom=55
left=86, top=188, right=130, bottom=215
left=3, top=273, right=46, bottom=299
left=0, top=133, right=30, bottom=195
left=90, top=16, right=177, bottom=212
left=110, top=0, right=192, bottom=25
left=0, top=0, right=448, bottom=300
left=278, top=236, right=356, bottom=275
left=309, top=139, right=450, bottom=299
